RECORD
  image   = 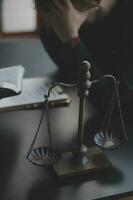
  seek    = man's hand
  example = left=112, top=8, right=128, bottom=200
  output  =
left=43, top=0, right=90, bottom=43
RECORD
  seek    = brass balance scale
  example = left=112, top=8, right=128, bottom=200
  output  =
left=26, top=61, right=127, bottom=178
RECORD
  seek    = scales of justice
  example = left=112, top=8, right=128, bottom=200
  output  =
left=27, top=61, right=128, bottom=178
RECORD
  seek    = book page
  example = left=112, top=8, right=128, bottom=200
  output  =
left=0, top=65, right=25, bottom=93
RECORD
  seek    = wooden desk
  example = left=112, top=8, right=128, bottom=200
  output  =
left=0, top=38, right=133, bottom=200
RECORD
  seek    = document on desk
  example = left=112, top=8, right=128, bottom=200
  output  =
left=0, top=77, right=70, bottom=112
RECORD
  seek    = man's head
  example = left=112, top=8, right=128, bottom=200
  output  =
left=35, top=0, right=118, bottom=24
left=34, top=0, right=99, bottom=24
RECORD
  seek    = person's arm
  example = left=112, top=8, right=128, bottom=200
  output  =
left=38, top=0, right=102, bottom=82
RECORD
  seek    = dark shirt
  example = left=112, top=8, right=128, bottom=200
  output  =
left=39, top=0, right=133, bottom=109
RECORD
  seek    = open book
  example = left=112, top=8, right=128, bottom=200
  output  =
left=0, top=77, right=70, bottom=112
left=0, top=65, right=25, bottom=98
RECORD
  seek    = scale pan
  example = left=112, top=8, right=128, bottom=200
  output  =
left=94, top=131, right=122, bottom=150
left=28, top=146, right=61, bottom=167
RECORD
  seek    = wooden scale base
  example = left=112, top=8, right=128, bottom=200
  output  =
left=53, top=146, right=111, bottom=178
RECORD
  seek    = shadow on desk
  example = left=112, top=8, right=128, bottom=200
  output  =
left=0, top=126, right=21, bottom=199
left=27, top=165, right=124, bottom=200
